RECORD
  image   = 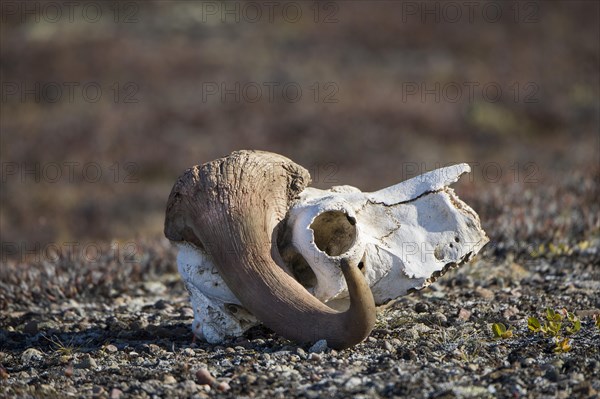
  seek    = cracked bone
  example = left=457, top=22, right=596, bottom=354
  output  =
left=169, top=152, right=488, bottom=344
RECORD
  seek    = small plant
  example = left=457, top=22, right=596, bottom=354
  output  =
left=491, top=323, right=513, bottom=339
left=528, top=308, right=580, bottom=353
left=593, top=314, right=600, bottom=330
left=42, top=334, right=89, bottom=361
left=554, top=337, right=572, bottom=353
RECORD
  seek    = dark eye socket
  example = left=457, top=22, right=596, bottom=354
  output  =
left=226, top=304, right=238, bottom=314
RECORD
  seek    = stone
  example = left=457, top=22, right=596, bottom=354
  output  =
left=195, top=368, right=214, bottom=385
left=21, top=348, right=44, bottom=362
left=457, top=308, right=471, bottom=321
left=309, top=340, right=329, bottom=353
left=76, top=355, right=97, bottom=370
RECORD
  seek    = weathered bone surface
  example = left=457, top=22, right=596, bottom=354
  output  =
left=167, top=151, right=488, bottom=345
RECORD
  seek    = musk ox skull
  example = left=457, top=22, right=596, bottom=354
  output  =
left=165, top=150, right=488, bottom=349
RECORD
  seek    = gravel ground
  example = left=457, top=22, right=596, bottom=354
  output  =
left=1, top=172, right=599, bottom=399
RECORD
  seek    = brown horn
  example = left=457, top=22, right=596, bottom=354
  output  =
left=164, top=150, right=375, bottom=349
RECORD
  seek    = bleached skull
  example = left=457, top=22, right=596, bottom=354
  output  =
left=167, top=151, right=488, bottom=348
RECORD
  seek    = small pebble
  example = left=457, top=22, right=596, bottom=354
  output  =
left=544, top=367, right=560, bottom=382
left=241, top=374, right=257, bottom=384
left=180, top=307, right=194, bottom=318
left=164, top=375, right=177, bottom=384
left=432, top=312, right=448, bottom=325
left=23, top=321, right=39, bottom=335
left=458, top=308, right=471, bottom=321
left=109, top=388, right=123, bottom=399
left=21, top=348, right=44, bottom=362
left=216, top=382, right=231, bottom=392
left=105, top=345, right=118, bottom=353
left=414, top=302, right=429, bottom=313
left=195, top=368, right=215, bottom=385
left=309, top=340, right=328, bottom=353
left=154, top=299, right=170, bottom=309
left=77, top=355, right=97, bottom=369
left=344, top=376, right=362, bottom=390
left=309, top=353, right=321, bottom=361
left=475, top=287, right=495, bottom=300
left=383, top=341, right=394, bottom=352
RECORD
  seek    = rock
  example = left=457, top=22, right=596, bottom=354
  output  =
left=309, top=353, right=321, bottom=361
left=164, top=375, right=177, bottom=384
left=239, top=374, right=257, bottom=385
left=105, top=344, right=118, bottom=353
left=344, top=376, right=362, bottom=390
left=383, top=341, right=394, bottom=352
left=309, top=340, right=328, bottom=353
left=503, top=306, right=520, bottom=319
left=475, top=287, right=495, bottom=300
left=414, top=302, right=430, bottom=313
left=23, top=320, right=39, bottom=335
left=21, top=348, right=44, bottom=362
left=195, top=368, right=215, bottom=385
left=431, top=312, right=448, bottom=326
left=457, top=308, right=471, bottom=321
left=76, top=355, right=97, bottom=369
left=544, top=367, right=560, bottom=382
left=523, top=358, right=535, bottom=366
left=216, top=382, right=230, bottom=392
left=39, top=384, right=56, bottom=394
left=143, top=281, right=167, bottom=294
left=154, top=299, right=170, bottom=309
left=109, top=388, right=123, bottom=399
left=180, top=307, right=195, bottom=318
left=182, top=379, right=198, bottom=393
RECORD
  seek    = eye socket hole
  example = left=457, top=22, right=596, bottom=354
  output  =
left=310, top=211, right=357, bottom=256
left=226, top=304, right=238, bottom=314
left=358, top=262, right=364, bottom=270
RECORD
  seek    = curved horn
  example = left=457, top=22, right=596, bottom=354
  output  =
left=165, top=150, right=375, bottom=349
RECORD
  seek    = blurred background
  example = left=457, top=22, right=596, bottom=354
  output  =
left=1, top=1, right=598, bottom=261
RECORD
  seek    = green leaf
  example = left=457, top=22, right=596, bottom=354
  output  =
left=546, top=308, right=562, bottom=322
left=547, top=320, right=561, bottom=336
left=566, top=318, right=581, bottom=335
left=528, top=317, right=541, bottom=332
left=492, top=323, right=506, bottom=338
